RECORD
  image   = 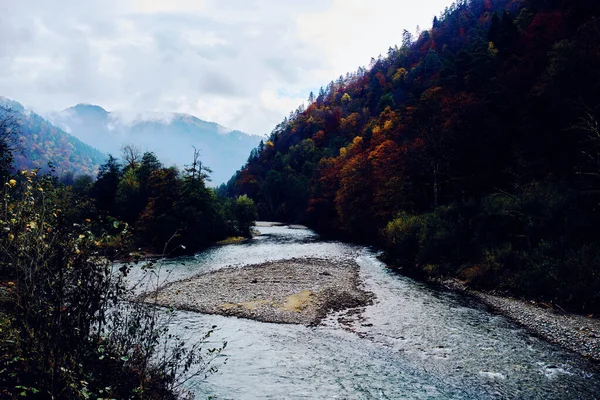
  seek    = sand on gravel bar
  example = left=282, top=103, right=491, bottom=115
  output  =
left=141, top=258, right=372, bottom=325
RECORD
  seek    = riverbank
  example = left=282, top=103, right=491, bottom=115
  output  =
left=474, top=291, right=600, bottom=362
left=436, top=279, right=600, bottom=362
left=142, top=257, right=372, bottom=325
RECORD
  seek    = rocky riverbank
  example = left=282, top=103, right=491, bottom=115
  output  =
left=437, top=278, right=600, bottom=362
left=474, top=292, right=600, bottom=362
left=142, top=257, right=372, bottom=325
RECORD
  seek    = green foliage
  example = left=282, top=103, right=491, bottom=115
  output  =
left=377, top=93, right=396, bottom=111
left=0, top=171, right=225, bottom=398
left=93, top=154, right=122, bottom=217
left=116, top=167, right=142, bottom=221
left=233, top=195, right=258, bottom=237
left=384, top=183, right=600, bottom=311
left=82, top=149, right=257, bottom=255
left=383, top=206, right=464, bottom=275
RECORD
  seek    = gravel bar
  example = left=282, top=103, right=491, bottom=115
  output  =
left=142, top=257, right=372, bottom=325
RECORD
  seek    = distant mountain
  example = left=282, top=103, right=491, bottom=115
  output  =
left=0, top=97, right=105, bottom=177
left=48, top=104, right=262, bottom=185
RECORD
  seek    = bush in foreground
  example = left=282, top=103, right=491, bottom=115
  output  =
left=0, top=171, right=224, bottom=399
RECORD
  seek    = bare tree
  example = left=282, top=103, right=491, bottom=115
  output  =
left=121, top=143, right=141, bottom=170
left=185, top=146, right=211, bottom=182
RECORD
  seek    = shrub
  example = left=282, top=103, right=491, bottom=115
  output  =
left=383, top=206, right=465, bottom=276
left=0, top=171, right=224, bottom=399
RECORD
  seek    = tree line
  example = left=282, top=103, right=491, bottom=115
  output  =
left=67, top=144, right=257, bottom=256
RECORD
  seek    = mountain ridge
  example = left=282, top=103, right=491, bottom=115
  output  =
left=0, top=97, right=106, bottom=177
left=49, top=103, right=261, bottom=185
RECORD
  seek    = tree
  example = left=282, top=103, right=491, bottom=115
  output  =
left=234, top=195, right=258, bottom=237
left=402, top=29, right=414, bottom=49
left=334, top=152, right=373, bottom=238
left=572, top=111, right=600, bottom=194
left=116, top=167, right=142, bottom=223
left=0, top=107, right=19, bottom=181
left=136, top=167, right=182, bottom=252
left=184, top=147, right=211, bottom=182
left=317, top=86, right=326, bottom=106
left=121, top=144, right=141, bottom=170
left=73, top=174, right=94, bottom=195
left=137, top=151, right=162, bottom=188
left=93, top=155, right=122, bottom=216
left=341, top=93, right=351, bottom=106
left=59, top=170, right=75, bottom=186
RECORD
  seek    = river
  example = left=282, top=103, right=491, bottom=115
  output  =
left=143, top=224, right=600, bottom=399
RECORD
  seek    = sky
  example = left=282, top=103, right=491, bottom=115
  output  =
left=0, top=0, right=454, bottom=136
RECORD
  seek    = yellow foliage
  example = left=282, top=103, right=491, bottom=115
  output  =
left=488, top=41, right=499, bottom=56
left=392, top=67, right=408, bottom=83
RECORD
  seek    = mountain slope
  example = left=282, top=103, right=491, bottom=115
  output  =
left=226, top=0, right=600, bottom=312
left=0, top=98, right=105, bottom=177
left=49, top=105, right=261, bottom=185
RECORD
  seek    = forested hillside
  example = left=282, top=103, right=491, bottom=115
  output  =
left=0, top=98, right=105, bottom=177
left=224, top=0, right=600, bottom=312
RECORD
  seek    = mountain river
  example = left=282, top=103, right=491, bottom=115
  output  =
left=139, top=224, right=600, bottom=399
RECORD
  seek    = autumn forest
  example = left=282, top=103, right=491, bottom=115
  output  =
left=222, top=0, right=600, bottom=312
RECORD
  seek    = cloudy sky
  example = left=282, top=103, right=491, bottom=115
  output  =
left=0, top=0, right=453, bottom=136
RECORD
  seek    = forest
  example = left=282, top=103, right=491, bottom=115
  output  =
left=0, top=122, right=255, bottom=398
left=222, top=0, right=600, bottom=313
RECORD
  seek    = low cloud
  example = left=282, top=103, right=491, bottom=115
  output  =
left=0, top=0, right=452, bottom=136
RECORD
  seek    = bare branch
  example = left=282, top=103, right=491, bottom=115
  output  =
left=121, top=144, right=141, bottom=170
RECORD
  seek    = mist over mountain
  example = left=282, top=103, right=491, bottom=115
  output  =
left=0, top=97, right=105, bottom=177
left=48, top=104, right=262, bottom=185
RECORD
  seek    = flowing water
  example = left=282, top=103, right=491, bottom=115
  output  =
left=142, top=225, right=600, bottom=399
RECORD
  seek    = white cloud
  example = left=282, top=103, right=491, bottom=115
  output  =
left=131, top=0, right=207, bottom=14
left=296, top=0, right=455, bottom=80
left=0, top=0, right=455, bottom=136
